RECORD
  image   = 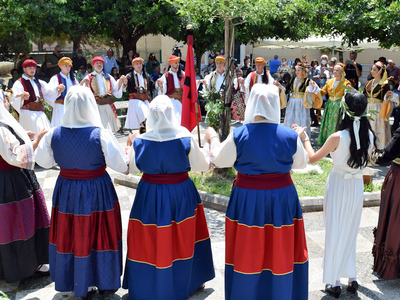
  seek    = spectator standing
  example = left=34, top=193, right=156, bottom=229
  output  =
left=277, top=58, right=291, bottom=79
left=15, top=53, right=27, bottom=75
left=103, top=48, right=119, bottom=75
left=328, top=58, right=337, bottom=79
left=7, top=69, right=20, bottom=90
left=241, top=58, right=252, bottom=78
left=72, top=48, right=87, bottom=72
left=47, top=45, right=63, bottom=78
left=122, top=49, right=135, bottom=75
left=145, top=53, right=160, bottom=75
left=345, top=51, right=362, bottom=88
left=269, top=55, right=281, bottom=75
left=111, top=67, right=120, bottom=80
left=313, top=55, right=329, bottom=86
left=387, top=59, right=400, bottom=87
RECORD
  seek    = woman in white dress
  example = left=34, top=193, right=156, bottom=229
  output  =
left=294, top=90, right=376, bottom=298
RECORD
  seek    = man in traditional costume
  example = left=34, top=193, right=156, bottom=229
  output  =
left=48, top=57, right=79, bottom=128
left=125, top=57, right=154, bottom=130
left=245, top=57, right=287, bottom=107
left=157, top=55, right=185, bottom=122
left=10, top=59, right=61, bottom=135
left=81, top=56, right=127, bottom=132
left=202, top=55, right=227, bottom=92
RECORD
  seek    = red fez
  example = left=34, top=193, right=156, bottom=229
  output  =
left=215, top=56, right=225, bottom=63
left=22, top=59, right=37, bottom=68
left=92, top=56, right=104, bottom=65
left=168, top=55, right=180, bottom=64
left=132, top=57, right=144, bottom=65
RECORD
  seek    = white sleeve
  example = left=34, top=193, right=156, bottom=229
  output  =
left=9, top=80, right=24, bottom=113
left=292, top=137, right=308, bottom=169
left=100, top=129, right=129, bottom=173
left=35, top=128, right=57, bottom=169
left=41, top=80, right=60, bottom=105
left=188, top=137, right=210, bottom=171
left=155, top=74, right=167, bottom=95
left=127, top=144, right=141, bottom=174
left=110, top=77, right=123, bottom=98
left=44, top=77, right=60, bottom=106
left=307, top=84, right=320, bottom=94
left=384, top=91, right=400, bottom=105
left=204, top=74, right=212, bottom=89
left=0, top=127, right=35, bottom=169
left=210, top=133, right=237, bottom=168
left=268, top=72, right=274, bottom=84
left=244, top=74, right=251, bottom=104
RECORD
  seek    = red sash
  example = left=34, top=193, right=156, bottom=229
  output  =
left=59, top=165, right=106, bottom=180
left=234, top=172, right=293, bottom=190
left=141, top=172, right=189, bottom=184
left=0, top=156, right=15, bottom=170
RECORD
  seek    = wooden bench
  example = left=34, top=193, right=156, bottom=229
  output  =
left=114, top=101, right=129, bottom=133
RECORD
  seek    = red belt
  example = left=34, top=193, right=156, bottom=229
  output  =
left=234, top=172, right=293, bottom=190
left=141, top=172, right=189, bottom=184
left=59, top=165, right=106, bottom=180
left=0, top=156, right=16, bottom=170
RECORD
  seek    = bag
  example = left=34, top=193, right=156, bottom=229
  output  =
left=231, top=91, right=246, bottom=121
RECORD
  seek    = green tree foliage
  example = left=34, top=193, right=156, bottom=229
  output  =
left=314, top=0, right=400, bottom=48
left=97, top=0, right=185, bottom=55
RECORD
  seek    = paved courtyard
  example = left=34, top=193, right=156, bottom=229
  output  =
left=1, top=124, right=399, bottom=299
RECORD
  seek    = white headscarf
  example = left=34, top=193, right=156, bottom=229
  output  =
left=141, top=95, right=191, bottom=141
left=244, top=84, right=280, bottom=124
left=0, top=89, right=33, bottom=148
left=61, top=85, right=103, bottom=128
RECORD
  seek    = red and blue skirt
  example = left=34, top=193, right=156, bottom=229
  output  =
left=49, top=166, right=122, bottom=297
left=123, top=172, right=215, bottom=300
left=0, top=164, right=50, bottom=283
left=225, top=172, right=308, bottom=300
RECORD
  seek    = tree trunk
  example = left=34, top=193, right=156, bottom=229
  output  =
left=72, top=36, right=82, bottom=53
left=220, top=17, right=233, bottom=142
left=195, top=49, right=204, bottom=70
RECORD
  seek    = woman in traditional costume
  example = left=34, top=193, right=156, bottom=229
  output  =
left=206, top=84, right=309, bottom=300
left=48, top=57, right=78, bottom=128
left=123, top=95, right=215, bottom=300
left=280, top=62, right=322, bottom=137
left=317, top=63, right=351, bottom=145
left=295, top=91, right=375, bottom=298
left=363, top=61, right=393, bottom=149
left=0, top=89, right=50, bottom=283
left=36, top=86, right=128, bottom=298
left=371, top=126, right=400, bottom=280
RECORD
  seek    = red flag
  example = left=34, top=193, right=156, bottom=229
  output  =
left=181, top=34, right=201, bottom=131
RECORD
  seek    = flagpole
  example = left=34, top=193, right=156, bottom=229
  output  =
left=195, top=100, right=201, bottom=148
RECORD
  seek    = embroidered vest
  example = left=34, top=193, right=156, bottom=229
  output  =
left=249, top=71, right=269, bottom=92
left=56, top=73, right=76, bottom=100
left=166, top=72, right=184, bottom=95
left=89, top=74, right=112, bottom=96
left=128, top=72, right=149, bottom=93
left=18, top=78, right=43, bottom=105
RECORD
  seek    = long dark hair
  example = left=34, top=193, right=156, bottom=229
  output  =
left=262, top=65, right=268, bottom=83
left=336, top=91, right=377, bottom=168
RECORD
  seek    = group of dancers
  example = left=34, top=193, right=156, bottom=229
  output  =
left=0, top=54, right=400, bottom=300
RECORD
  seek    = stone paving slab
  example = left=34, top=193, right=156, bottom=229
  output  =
left=1, top=166, right=400, bottom=300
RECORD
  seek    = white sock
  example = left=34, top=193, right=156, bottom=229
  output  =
left=349, top=277, right=357, bottom=283
left=37, top=264, right=49, bottom=272
left=332, top=280, right=341, bottom=287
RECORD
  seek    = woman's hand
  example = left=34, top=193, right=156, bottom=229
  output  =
left=127, top=132, right=140, bottom=147
left=291, top=124, right=307, bottom=140
left=204, top=127, right=218, bottom=144
left=32, top=128, right=48, bottom=150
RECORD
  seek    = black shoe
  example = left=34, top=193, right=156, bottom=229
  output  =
left=325, top=284, right=341, bottom=298
left=99, top=289, right=118, bottom=295
left=347, top=281, right=358, bottom=294
left=311, top=122, right=319, bottom=127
